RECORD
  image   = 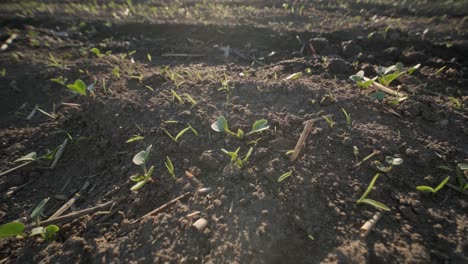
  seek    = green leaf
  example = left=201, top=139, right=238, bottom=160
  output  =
left=374, top=161, right=390, bottom=173
left=175, top=126, right=191, bottom=142
left=349, top=70, right=364, bottom=82
left=378, top=72, right=404, bottom=86
left=130, top=174, right=145, bottom=182
left=126, top=135, right=144, bottom=143
left=278, top=170, right=293, bottom=182
left=14, top=152, right=37, bottom=162
left=236, top=128, right=244, bottom=139
left=243, top=147, right=254, bottom=163
left=434, top=176, right=450, bottom=192
left=44, top=225, right=59, bottom=241
left=30, top=226, right=45, bottom=237
left=458, top=163, right=468, bottom=170
left=132, top=145, right=152, bottom=166
left=0, top=222, right=25, bottom=238
left=416, top=186, right=435, bottom=193
left=130, top=182, right=145, bottom=192
left=90, top=48, right=104, bottom=58
left=112, top=67, right=120, bottom=78
left=358, top=173, right=380, bottom=202
left=359, top=198, right=390, bottom=211
left=221, top=148, right=238, bottom=162
left=247, top=119, right=269, bottom=135
left=211, top=116, right=230, bottom=133
left=42, top=146, right=60, bottom=161
left=284, top=72, right=302, bottom=81
left=407, top=64, right=421, bottom=75
left=66, top=79, right=87, bottom=95
left=31, top=198, right=50, bottom=223
left=395, top=62, right=404, bottom=72
left=369, top=91, right=386, bottom=101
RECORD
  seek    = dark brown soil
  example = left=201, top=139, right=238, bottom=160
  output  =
left=0, top=0, right=467, bottom=263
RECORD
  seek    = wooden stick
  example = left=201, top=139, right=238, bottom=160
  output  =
left=363, top=77, right=405, bottom=97
left=130, top=192, right=191, bottom=224
left=0, top=161, right=33, bottom=178
left=26, top=105, right=38, bottom=120
left=48, top=181, right=90, bottom=220
left=291, top=114, right=334, bottom=162
left=290, top=121, right=314, bottom=162
left=26, top=200, right=116, bottom=229
left=360, top=212, right=382, bottom=238
left=50, top=139, right=68, bottom=169
left=301, top=114, right=334, bottom=125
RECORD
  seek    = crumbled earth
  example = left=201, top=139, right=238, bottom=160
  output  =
left=0, top=0, right=467, bottom=263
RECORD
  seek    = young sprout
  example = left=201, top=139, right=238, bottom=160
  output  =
left=278, top=170, right=293, bottom=182
left=0, top=146, right=60, bottom=177
left=221, top=147, right=253, bottom=169
left=112, top=67, right=120, bottom=78
left=31, top=198, right=50, bottom=226
left=164, top=123, right=198, bottom=143
left=126, top=135, right=144, bottom=143
left=373, top=156, right=403, bottom=173
left=184, top=93, right=197, bottom=106
left=353, top=146, right=359, bottom=163
left=165, top=156, right=175, bottom=179
left=322, top=115, right=335, bottom=128
left=90, top=47, right=105, bottom=58
left=171, top=89, right=183, bottom=104
left=448, top=97, right=463, bottom=109
left=50, top=76, right=67, bottom=85
left=283, top=72, right=302, bottom=81
left=147, top=53, right=152, bottom=62
left=357, top=173, right=390, bottom=211
left=30, top=225, right=60, bottom=242
left=416, top=176, right=450, bottom=194
left=211, top=116, right=269, bottom=139
left=349, top=70, right=376, bottom=89
left=455, top=163, right=468, bottom=191
left=130, top=145, right=154, bottom=191
left=341, top=108, right=351, bottom=126
left=66, top=79, right=87, bottom=95
left=376, top=62, right=420, bottom=87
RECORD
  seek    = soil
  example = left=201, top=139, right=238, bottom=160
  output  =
left=0, top=0, right=467, bottom=263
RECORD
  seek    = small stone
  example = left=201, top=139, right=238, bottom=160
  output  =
left=261, top=210, right=269, bottom=216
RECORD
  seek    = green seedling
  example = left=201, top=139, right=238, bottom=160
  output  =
left=0, top=222, right=24, bottom=238
left=349, top=70, right=376, bottom=89
left=355, top=150, right=379, bottom=167
left=112, top=67, right=120, bottom=78
left=435, top=66, right=446, bottom=75
left=126, top=135, right=144, bottom=143
left=147, top=53, right=152, bottom=62
left=455, top=163, right=468, bottom=191
left=145, top=85, right=154, bottom=92
left=184, top=93, right=197, bottom=106
left=278, top=170, right=293, bottom=182
left=341, top=108, right=351, bottom=126
left=0, top=68, right=6, bottom=77
left=357, top=173, right=390, bottom=211
left=211, top=116, right=269, bottom=139
left=31, top=198, right=50, bottom=226
left=66, top=79, right=87, bottom=95
left=283, top=72, right=302, bottom=81
left=322, top=115, right=335, bottom=128
left=171, top=89, right=183, bottom=104
left=373, top=156, right=403, bottom=173
left=416, top=176, right=450, bottom=194
left=448, top=97, right=463, bottom=109
left=221, top=147, right=253, bottom=169
left=48, top=53, right=67, bottom=69
left=50, top=76, right=67, bottom=85
left=90, top=47, right=108, bottom=58
left=376, top=62, right=420, bottom=87
left=164, top=123, right=198, bottom=143
left=30, top=225, right=60, bottom=242
left=130, top=145, right=154, bottom=191
left=0, top=146, right=60, bottom=177
left=353, top=146, right=359, bottom=163
left=164, top=156, right=175, bottom=179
